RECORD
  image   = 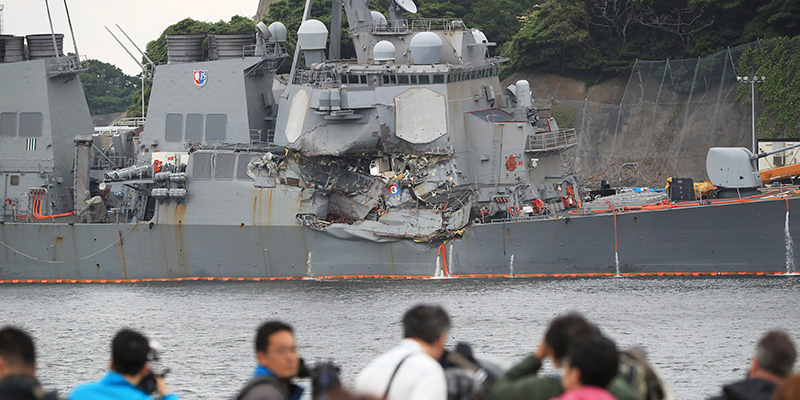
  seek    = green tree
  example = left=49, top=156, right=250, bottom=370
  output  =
left=125, top=79, right=152, bottom=118
left=502, top=0, right=595, bottom=74
left=79, top=59, right=138, bottom=115
left=737, top=37, right=800, bottom=138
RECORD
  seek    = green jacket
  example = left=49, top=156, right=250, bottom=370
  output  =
left=487, top=354, right=637, bottom=400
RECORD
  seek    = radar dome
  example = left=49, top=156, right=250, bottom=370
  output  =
left=297, top=19, right=328, bottom=50
left=372, top=40, right=395, bottom=62
left=268, top=22, right=287, bottom=43
left=409, top=32, right=442, bottom=64
left=371, top=11, right=388, bottom=29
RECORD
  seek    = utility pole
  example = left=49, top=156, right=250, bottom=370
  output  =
left=737, top=75, right=767, bottom=153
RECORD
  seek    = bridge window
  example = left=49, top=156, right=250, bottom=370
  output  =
left=205, top=114, right=227, bottom=142
left=0, top=112, right=16, bottom=137
left=18, top=112, right=43, bottom=137
left=237, top=154, right=258, bottom=180
left=165, top=113, right=182, bottom=142
left=185, top=113, right=203, bottom=142
left=214, top=153, right=236, bottom=180
left=191, top=152, right=213, bottom=180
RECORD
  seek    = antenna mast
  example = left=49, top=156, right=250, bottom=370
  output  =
left=105, top=26, right=153, bottom=116
left=63, top=0, right=81, bottom=67
left=43, top=0, right=60, bottom=59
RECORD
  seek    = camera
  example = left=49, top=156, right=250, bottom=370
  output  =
left=137, top=341, right=171, bottom=395
left=298, top=358, right=342, bottom=400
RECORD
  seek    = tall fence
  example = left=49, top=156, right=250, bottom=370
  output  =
left=546, top=42, right=760, bottom=187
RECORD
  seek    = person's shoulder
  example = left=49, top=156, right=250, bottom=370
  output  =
left=239, top=381, right=285, bottom=400
left=67, top=381, right=100, bottom=399
left=69, top=379, right=150, bottom=400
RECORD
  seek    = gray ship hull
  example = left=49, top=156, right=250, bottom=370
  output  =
left=1, top=196, right=796, bottom=282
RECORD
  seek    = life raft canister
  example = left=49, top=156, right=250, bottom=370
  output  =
left=506, top=154, right=517, bottom=171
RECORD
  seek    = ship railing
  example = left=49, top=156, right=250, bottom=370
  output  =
left=293, top=69, right=341, bottom=85
left=45, top=55, right=88, bottom=77
left=526, top=128, right=577, bottom=153
left=113, top=118, right=146, bottom=128
left=249, top=129, right=275, bottom=145
left=244, top=43, right=288, bottom=61
left=366, top=18, right=468, bottom=34
left=91, top=155, right=135, bottom=170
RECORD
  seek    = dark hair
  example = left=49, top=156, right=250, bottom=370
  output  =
left=112, top=329, right=150, bottom=376
left=402, top=304, right=451, bottom=345
left=545, top=313, right=599, bottom=361
left=756, top=330, right=796, bottom=377
left=255, top=321, right=294, bottom=354
left=567, top=335, right=619, bottom=388
left=0, top=326, right=35, bottom=369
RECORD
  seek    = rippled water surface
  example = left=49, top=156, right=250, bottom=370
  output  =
left=2, top=277, right=799, bottom=399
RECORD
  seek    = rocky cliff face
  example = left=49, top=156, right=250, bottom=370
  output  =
left=255, top=0, right=281, bottom=21
left=502, top=72, right=753, bottom=188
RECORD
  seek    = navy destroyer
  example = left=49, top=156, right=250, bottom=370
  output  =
left=1, top=0, right=798, bottom=282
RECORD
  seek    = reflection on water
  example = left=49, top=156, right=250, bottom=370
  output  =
left=1, top=277, right=799, bottom=399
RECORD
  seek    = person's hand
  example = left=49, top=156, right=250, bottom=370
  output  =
left=534, top=338, right=550, bottom=361
left=155, top=375, right=169, bottom=397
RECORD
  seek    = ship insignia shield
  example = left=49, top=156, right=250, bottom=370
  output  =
left=193, top=70, right=208, bottom=88
left=388, top=183, right=401, bottom=196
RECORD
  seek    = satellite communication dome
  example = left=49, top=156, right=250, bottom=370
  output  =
left=371, top=11, right=388, bottom=29
left=394, top=0, right=418, bottom=13
left=297, top=19, right=329, bottom=50
left=373, top=40, right=395, bottom=62
left=268, top=22, right=287, bottom=43
left=256, top=22, right=271, bottom=40
left=409, top=32, right=442, bottom=64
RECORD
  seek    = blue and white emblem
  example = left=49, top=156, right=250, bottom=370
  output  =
left=388, top=183, right=401, bottom=196
left=193, top=69, right=208, bottom=88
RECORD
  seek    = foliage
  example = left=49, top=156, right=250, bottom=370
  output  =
left=118, top=0, right=800, bottom=123
left=145, top=16, right=257, bottom=65
left=737, top=37, right=800, bottom=138
left=125, top=80, right=152, bottom=118
left=550, top=101, right=576, bottom=128
left=79, top=59, right=138, bottom=116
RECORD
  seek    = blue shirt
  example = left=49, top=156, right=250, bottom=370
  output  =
left=251, top=365, right=304, bottom=400
left=69, top=371, right=179, bottom=400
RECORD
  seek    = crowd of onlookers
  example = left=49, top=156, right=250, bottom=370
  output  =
left=0, top=306, right=797, bottom=400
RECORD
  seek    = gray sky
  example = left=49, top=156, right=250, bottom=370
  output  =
left=1, top=0, right=260, bottom=75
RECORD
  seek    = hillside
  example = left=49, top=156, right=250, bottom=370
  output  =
left=503, top=67, right=753, bottom=188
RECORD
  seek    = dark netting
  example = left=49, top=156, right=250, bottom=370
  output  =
left=552, top=42, right=761, bottom=187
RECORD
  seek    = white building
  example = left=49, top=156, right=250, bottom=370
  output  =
left=0, top=4, right=4, bottom=34
left=757, top=139, right=800, bottom=171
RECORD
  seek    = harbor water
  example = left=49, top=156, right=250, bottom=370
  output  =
left=2, top=276, right=799, bottom=399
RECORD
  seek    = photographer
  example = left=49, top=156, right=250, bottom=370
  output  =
left=0, top=326, right=60, bottom=400
left=69, top=329, right=178, bottom=400
left=237, top=321, right=303, bottom=400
